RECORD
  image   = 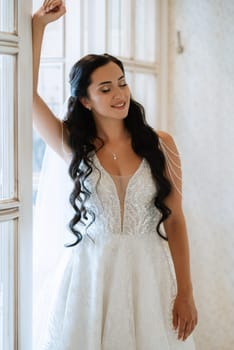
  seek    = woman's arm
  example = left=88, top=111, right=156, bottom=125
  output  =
left=157, top=130, right=198, bottom=341
left=32, top=0, right=68, bottom=157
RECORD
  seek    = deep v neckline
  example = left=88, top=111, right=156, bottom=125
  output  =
left=93, top=154, right=145, bottom=232
left=93, top=153, right=144, bottom=182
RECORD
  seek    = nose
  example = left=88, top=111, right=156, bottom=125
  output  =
left=112, top=86, right=124, bottom=100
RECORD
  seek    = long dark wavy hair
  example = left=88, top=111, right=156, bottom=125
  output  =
left=63, top=53, right=172, bottom=247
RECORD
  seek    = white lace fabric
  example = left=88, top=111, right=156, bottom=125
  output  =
left=36, top=153, right=196, bottom=350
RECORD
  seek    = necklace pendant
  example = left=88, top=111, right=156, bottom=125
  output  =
left=113, top=153, right=117, bottom=160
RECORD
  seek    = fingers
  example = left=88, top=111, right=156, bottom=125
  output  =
left=43, top=0, right=64, bottom=13
left=178, top=319, right=197, bottom=341
left=182, top=321, right=193, bottom=341
left=172, top=309, right=179, bottom=330
left=43, top=0, right=62, bottom=7
left=178, top=319, right=187, bottom=341
left=173, top=308, right=191, bottom=341
left=33, top=0, right=65, bottom=25
left=172, top=295, right=198, bottom=342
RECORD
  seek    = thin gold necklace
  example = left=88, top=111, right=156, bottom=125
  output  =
left=105, top=146, right=118, bottom=160
left=108, top=149, right=117, bottom=160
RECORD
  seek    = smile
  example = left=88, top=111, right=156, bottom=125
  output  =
left=111, top=102, right=126, bottom=109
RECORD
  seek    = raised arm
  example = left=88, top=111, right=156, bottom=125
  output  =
left=32, top=0, right=68, bottom=157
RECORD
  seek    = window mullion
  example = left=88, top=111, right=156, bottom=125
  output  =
left=0, top=201, right=20, bottom=211
left=130, top=0, right=135, bottom=60
left=0, top=209, right=19, bottom=222
left=0, top=45, right=18, bottom=54
left=158, top=0, right=168, bottom=130
left=105, top=0, right=108, bottom=52
left=17, top=0, right=32, bottom=348
left=79, top=0, right=84, bottom=55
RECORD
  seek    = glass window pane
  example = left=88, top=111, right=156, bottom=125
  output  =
left=133, top=72, right=157, bottom=127
left=33, top=63, right=64, bottom=203
left=83, top=0, right=106, bottom=54
left=0, top=0, right=14, bottom=33
left=32, top=0, right=42, bottom=12
left=0, top=55, right=15, bottom=200
left=135, top=0, right=158, bottom=62
left=0, top=220, right=16, bottom=350
left=108, top=0, right=131, bottom=58
left=42, top=19, right=64, bottom=58
left=125, top=70, right=134, bottom=90
left=38, top=63, right=64, bottom=114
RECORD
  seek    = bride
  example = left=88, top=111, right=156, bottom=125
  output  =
left=32, top=1, right=198, bottom=349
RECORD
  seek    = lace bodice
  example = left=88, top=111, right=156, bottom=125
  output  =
left=77, top=154, right=160, bottom=242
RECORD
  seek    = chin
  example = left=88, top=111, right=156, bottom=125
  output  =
left=112, top=108, right=130, bottom=120
left=112, top=113, right=128, bottom=120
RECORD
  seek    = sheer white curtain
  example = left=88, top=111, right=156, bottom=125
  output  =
left=33, top=101, right=73, bottom=348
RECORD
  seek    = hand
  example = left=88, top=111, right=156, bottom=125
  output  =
left=32, top=0, right=66, bottom=27
left=172, top=293, right=198, bottom=341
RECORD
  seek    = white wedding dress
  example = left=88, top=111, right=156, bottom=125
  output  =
left=35, top=152, right=196, bottom=350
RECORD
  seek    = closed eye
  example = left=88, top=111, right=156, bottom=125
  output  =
left=101, top=87, right=111, bottom=93
left=119, top=77, right=128, bottom=87
left=100, top=81, right=128, bottom=93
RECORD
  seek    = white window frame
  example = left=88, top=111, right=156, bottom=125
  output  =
left=158, top=0, right=169, bottom=130
left=65, top=0, right=169, bottom=129
left=0, top=0, right=32, bottom=349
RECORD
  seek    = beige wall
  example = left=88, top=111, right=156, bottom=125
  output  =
left=167, top=1, right=234, bottom=349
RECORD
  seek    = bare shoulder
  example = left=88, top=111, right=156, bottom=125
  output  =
left=155, top=129, right=183, bottom=196
left=156, top=130, right=171, bottom=139
left=156, top=130, right=179, bottom=154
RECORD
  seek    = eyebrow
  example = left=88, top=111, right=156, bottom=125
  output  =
left=98, top=75, right=125, bottom=86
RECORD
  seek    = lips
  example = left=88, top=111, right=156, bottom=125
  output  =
left=111, top=102, right=126, bottom=109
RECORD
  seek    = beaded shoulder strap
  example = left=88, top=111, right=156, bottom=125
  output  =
left=158, top=137, right=182, bottom=196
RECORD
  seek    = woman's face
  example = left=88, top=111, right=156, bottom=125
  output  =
left=84, top=61, right=131, bottom=122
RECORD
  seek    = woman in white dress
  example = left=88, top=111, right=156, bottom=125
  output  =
left=32, top=1, right=198, bottom=349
